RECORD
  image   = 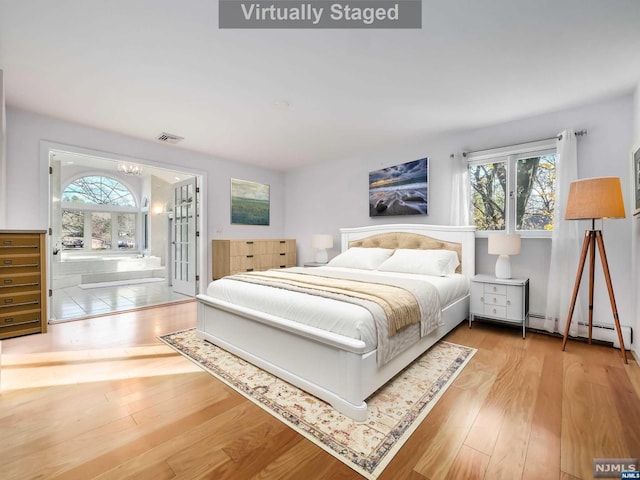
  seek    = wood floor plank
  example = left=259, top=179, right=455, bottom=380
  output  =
left=399, top=383, right=491, bottom=480
left=482, top=350, right=543, bottom=479
left=463, top=343, right=523, bottom=456
left=606, top=365, right=640, bottom=459
left=444, top=444, right=489, bottom=480
left=522, top=349, right=563, bottom=480
left=561, top=351, right=631, bottom=479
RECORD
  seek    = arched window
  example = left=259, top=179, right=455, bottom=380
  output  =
left=62, top=175, right=136, bottom=206
left=61, top=175, right=138, bottom=251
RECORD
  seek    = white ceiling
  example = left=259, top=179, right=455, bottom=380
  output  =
left=1, top=0, right=639, bottom=171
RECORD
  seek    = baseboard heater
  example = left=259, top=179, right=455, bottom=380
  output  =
left=527, top=313, right=633, bottom=350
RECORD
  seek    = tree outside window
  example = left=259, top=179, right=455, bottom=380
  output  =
left=468, top=150, right=557, bottom=235
left=61, top=175, right=137, bottom=251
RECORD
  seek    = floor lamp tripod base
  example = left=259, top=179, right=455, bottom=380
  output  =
left=561, top=229, right=627, bottom=364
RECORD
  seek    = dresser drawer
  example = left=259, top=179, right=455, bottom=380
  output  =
left=0, top=253, right=41, bottom=274
left=0, top=233, right=42, bottom=250
left=0, top=272, right=42, bottom=292
left=0, top=309, right=42, bottom=328
left=0, top=309, right=42, bottom=339
left=230, top=255, right=259, bottom=272
left=0, top=291, right=41, bottom=311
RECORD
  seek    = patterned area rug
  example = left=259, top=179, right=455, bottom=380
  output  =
left=159, top=328, right=476, bottom=479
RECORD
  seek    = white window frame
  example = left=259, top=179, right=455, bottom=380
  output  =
left=467, top=139, right=557, bottom=239
left=60, top=174, right=140, bottom=253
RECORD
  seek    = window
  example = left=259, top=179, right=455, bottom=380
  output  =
left=62, top=175, right=135, bottom=206
left=468, top=141, right=557, bottom=236
left=61, top=175, right=138, bottom=251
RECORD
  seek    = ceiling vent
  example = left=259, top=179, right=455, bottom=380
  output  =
left=156, top=132, right=184, bottom=144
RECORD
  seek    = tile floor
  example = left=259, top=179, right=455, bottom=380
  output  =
left=51, top=281, right=193, bottom=322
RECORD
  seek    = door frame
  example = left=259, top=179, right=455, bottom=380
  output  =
left=40, top=140, right=208, bottom=322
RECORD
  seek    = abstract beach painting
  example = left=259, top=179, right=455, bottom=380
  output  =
left=369, top=158, right=428, bottom=217
left=231, top=178, right=270, bottom=225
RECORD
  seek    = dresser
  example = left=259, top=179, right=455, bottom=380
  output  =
left=0, top=230, right=48, bottom=339
left=469, top=274, right=529, bottom=338
left=212, top=239, right=296, bottom=280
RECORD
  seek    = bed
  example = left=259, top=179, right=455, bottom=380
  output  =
left=196, top=224, right=476, bottom=421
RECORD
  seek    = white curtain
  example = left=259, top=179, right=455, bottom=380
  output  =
left=449, top=152, right=470, bottom=226
left=544, top=130, right=583, bottom=335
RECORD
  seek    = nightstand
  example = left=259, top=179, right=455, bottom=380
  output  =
left=469, top=274, right=529, bottom=338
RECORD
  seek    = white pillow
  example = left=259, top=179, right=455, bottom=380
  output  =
left=327, top=247, right=395, bottom=270
left=377, top=249, right=460, bottom=276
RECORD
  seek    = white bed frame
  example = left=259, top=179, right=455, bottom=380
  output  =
left=196, top=224, right=476, bottom=421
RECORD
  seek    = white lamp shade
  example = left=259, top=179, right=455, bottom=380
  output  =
left=487, top=234, right=521, bottom=256
left=311, top=234, right=333, bottom=249
left=488, top=234, right=520, bottom=279
left=311, top=234, right=333, bottom=264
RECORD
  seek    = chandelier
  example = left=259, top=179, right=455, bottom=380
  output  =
left=117, top=163, right=143, bottom=176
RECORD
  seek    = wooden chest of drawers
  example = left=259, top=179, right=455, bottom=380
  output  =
left=0, top=231, right=48, bottom=339
left=212, top=239, right=296, bottom=280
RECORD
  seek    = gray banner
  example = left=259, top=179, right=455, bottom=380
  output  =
left=219, top=0, right=421, bottom=29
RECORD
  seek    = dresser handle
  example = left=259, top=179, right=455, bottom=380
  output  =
left=480, top=296, right=484, bottom=302
left=280, top=265, right=286, bottom=268
left=493, top=308, right=497, bottom=314
left=246, top=255, right=253, bottom=258
left=5, top=317, right=14, bottom=323
left=280, top=240, right=286, bottom=244
left=3, top=259, right=12, bottom=265
left=246, top=268, right=254, bottom=272
left=507, top=300, right=511, bottom=306
left=279, top=253, right=285, bottom=256
left=2, top=240, right=12, bottom=245
left=4, top=279, right=13, bottom=284
left=493, top=286, right=497, bottom=292
left=246, top=241, right=254, bottom=245
left=493, top=297, right=498, bottom=303
left=4, top=298, right=13, bottom=304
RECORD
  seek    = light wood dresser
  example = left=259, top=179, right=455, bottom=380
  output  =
left=0, top=230, right=48, bottom=339
left=212, top=239, right=296, bottom=280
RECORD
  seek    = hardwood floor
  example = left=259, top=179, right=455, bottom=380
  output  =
left=1, top=304, right=638, bottom=479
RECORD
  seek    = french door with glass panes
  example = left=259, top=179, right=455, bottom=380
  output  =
left=172, top=177, right=198, bottom=296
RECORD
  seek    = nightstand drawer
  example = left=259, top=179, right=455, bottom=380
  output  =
left=483, top=293, right=507, bottom=307
left=484, top=305, right=506, bottom=318
left=484, top=283, right=506, bottom=295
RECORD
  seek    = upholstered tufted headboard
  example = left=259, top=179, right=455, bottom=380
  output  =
left=340, top=224, right=476, bottom=278
left=348, top=232, right=463, bottom=273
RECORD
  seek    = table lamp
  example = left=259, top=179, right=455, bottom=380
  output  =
left=487, top=233, right=521, bottom=279
left=311, top=234, right=333, bottom=264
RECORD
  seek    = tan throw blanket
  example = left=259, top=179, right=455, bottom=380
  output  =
left=229, top=269, right=421, bottom=337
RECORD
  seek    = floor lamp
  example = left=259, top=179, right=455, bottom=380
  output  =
left=561, top=177, right=627, bottom=364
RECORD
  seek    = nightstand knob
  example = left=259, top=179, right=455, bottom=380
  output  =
left=493, top=308, right=497, bottom=314
left=492, top=286, right=497, bottom=292
left=493, top=297, right=497, bottom=303
left=507, top=300, right=511, bottom=306
left=480, top=296, right=484, bottom=302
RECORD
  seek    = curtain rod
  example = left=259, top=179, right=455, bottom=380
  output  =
left=455, top=129, right=587, bottom=158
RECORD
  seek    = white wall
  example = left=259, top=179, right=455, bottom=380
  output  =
left=285, top=94, right=636, bottom=340
left=633, top=83, right=640, bottom=359
left=0, top=70, right=6, bottom=228
left=5, top=107, right=287, bottom=283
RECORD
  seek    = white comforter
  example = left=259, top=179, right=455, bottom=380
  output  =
left=205, top=266, right=469, bottom=358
